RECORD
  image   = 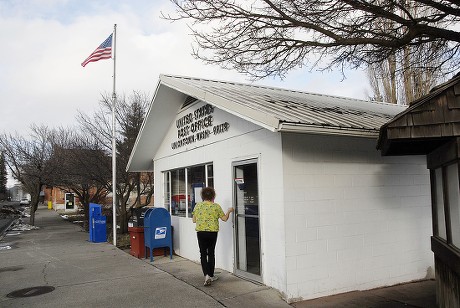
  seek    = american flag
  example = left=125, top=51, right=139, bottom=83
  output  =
left=81, top=34, right=113, bottom=67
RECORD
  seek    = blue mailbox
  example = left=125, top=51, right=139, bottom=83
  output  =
left=144, top=207, right=173, bottom=262
left=89, top=203, right=107, bottom=243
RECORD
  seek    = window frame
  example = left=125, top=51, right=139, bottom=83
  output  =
left=163, top=163, right=213, bottom=218
left=427, top=139, right=460, bottom=277
left=432, top=167, right=447, bottom=240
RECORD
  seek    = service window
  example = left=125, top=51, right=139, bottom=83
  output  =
left=163, top=163, right=213, bottom=218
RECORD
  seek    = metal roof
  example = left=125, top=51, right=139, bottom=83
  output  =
left=127, top=74, right=407, bottom=171
left=160, top=74, right=407, bottom=137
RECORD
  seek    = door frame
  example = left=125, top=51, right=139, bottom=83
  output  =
left=232, top=158, right=263, bottom=283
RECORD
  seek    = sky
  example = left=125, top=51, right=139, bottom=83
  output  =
left=0, top=0, right=372, bottom=138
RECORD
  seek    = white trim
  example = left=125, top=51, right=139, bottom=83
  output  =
left=278, top=123, right=379, bottom=138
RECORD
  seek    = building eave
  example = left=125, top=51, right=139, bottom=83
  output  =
left=278, top=123, right=379, bottom=138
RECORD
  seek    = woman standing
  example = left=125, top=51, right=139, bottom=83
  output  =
left=192, top=187, right=234, bottom=286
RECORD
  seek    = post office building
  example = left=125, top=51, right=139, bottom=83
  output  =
left=127, top=75, right=433, bottom=302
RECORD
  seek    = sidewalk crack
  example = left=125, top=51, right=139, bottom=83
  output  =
left=42, top=261, right=51, bottom=285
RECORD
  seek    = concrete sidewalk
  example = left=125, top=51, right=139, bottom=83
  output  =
left=0, top=205, right=437, bottom=308
left=292, top=280, right=437, bottom=308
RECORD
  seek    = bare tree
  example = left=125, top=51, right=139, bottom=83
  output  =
left=368, top=55, right=442, bottom=104
left=0, top=125, right=55, bottom=225
left=48, top=128, right=111, bottom=229
left=77, top=91, right=153, bottom=235
left=165, top=0, right=459, bottom=79
left=367, top=1, right=445, bottom=104
left=368, top=56, right=398, bottom=103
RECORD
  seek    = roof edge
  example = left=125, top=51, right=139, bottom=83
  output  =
left=160, top=74, right=280, bottom=132
left=279, top=123, right=379, bottom=138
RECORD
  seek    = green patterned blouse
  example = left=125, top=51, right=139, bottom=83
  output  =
left=193, top=201, right=225, bottom=232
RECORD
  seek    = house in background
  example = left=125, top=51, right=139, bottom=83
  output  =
left=378, top=73, right=460, bottom=307
left=128, top=75, right=433, bottom=302
left=43, top=186, right=80, bottom=211
left=9, top=183, right=30, bottom=202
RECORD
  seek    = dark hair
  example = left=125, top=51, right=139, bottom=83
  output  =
left=201, top=187, right=216, bottom=201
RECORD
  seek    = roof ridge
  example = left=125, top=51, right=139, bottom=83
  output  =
left=160, top=74, right=403, bottom=108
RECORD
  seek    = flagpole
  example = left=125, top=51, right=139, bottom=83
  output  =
left=112, top=23, right=117, bottom=246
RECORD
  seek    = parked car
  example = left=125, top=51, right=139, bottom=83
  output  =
left=20, top=198, right=30, bottom=205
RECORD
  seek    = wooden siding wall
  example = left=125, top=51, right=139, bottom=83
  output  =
left=435, top=256, right=460, bottom=308
left=387, top=85, right=460, bottom=140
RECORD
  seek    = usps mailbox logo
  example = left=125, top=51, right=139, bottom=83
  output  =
left=155, top=227, right=167, bottom=239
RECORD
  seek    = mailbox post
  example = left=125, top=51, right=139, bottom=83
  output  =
left=144, top=208, right=173, bottom=262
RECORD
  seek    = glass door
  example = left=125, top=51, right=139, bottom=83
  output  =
left=233, top=160, right=261, bottom=281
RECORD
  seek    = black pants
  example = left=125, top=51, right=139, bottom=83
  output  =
left=197, top=231, right=218, bottom=277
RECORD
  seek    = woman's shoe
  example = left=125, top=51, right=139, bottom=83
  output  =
left=204, top=275, right=212, bottom=286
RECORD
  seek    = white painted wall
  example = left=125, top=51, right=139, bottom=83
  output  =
left=153, top=101, right=286, bottom=291
left=148, top=100, right=433, bottom=303
left=281, top=133, right=433, bottom=302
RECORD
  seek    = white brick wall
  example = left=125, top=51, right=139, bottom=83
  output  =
left=149, top=102, right=432, bottom=302
left=153, top=103, right=287, bottom=292
left=282, top=133, right=433, bottom=301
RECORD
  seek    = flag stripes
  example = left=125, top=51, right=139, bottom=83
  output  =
left=81, top=34, right=113, bottom=67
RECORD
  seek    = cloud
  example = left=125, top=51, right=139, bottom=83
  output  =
left=0, top=0, right=369, bottom=136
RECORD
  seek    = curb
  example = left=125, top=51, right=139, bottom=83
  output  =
left=0, top=218, right=18, bottom=241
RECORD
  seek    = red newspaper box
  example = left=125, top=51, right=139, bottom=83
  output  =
left=128, top=226, right=145, bottom=258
